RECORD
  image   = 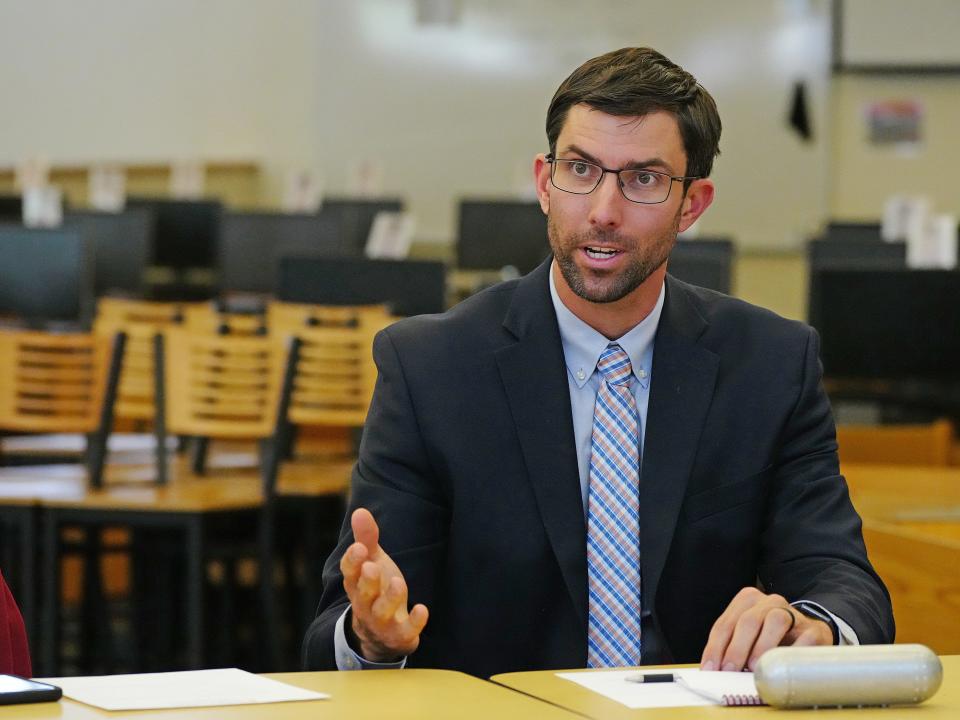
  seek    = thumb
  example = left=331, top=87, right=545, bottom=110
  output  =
left=351, top=507, right=381, bottom=555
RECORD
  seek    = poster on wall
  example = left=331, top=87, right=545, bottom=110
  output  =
left=865, top=100, right=924, bottom=149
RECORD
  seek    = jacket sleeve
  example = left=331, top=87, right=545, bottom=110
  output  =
left=758, top=326, right=895, bottom=644
left=302, top=327, right=450, bottom=670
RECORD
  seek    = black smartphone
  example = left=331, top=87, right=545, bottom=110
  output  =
left=0, top=675, right=62, bottom=705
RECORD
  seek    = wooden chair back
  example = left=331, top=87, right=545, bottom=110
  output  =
left=0, top=329, right=115, bottom=434
left=183, top=303, right=268, bottom=337
left=267, top=301, right=390, bottom=333
left=94, top=298, right=187, bottom=422
left=160, top=328, right=287, bottom=440
left=272, top=304, right=392, bottom=429
left=0, top=329, right=124, bottom=486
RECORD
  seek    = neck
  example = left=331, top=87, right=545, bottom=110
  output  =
left=552, top=262, right=665, bottom=340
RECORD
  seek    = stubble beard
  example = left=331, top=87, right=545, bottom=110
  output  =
left=549, top=209, right=680, bottom=304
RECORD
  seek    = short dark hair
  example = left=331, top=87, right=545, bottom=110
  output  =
left=546, top=47, right=721, bottom=179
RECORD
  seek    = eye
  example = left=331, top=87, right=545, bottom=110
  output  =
left=570, top=161, right=592, bottom=177
left=624, top=170, right=664, bottom=189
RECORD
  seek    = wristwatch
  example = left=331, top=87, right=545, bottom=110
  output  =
left=792, top=602, right=840, bottom=645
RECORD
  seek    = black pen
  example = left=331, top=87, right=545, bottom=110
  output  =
left=625, top=673, right=675, bottom=683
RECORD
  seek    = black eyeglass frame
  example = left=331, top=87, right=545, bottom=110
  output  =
left=545, top=153, right=702, bottom=205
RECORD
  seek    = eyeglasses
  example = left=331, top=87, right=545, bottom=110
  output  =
left=545, top=154, right=701, bottom=205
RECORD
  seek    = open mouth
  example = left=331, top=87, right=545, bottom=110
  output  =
left=584, top=246, right=621, bottom=260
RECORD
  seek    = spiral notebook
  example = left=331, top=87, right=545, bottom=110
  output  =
left=675, top=671, right=765, bottom=706
left=556, top=669, right=764, bottom=709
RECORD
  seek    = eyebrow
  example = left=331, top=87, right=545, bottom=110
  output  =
left=559, top=144, right=678, bottom=175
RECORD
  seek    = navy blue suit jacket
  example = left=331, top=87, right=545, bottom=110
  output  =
left=303, top=259, right=894, bottom=678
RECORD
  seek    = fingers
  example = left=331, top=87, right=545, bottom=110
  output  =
left=701, top=587, right=765, bottom=670
left=744, top=607, right=796, bottom=671
left=351, top=571, right=428, bottom=661
left=370, top=575, right=407, bottom=623
left=351, top=507, right=381, bottom=555
left=338, top=510, right=428, bottom=661
left=339, top=542, right=369, bottom=595
left=701, top=588, right=793, bottom=672
left=408, top=603, right=429, bottom=635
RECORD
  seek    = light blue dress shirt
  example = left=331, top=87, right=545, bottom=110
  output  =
left=333, top=264, right=855, bottom=669
left=547, top=263, right=663, bottom=514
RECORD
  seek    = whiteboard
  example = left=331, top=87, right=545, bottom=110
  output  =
left=838, top=0, right=960, bottom=69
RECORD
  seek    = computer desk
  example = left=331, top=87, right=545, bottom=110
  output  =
left=492, top=656, right=960, bottom=719
left=1, top=670, right=582, bottom=720
left=0, top=452, right=354, bottom=675
left=842, top=463, right=960, bottom=654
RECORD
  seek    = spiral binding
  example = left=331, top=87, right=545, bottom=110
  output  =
left=722, top=693, right=764, bottom=706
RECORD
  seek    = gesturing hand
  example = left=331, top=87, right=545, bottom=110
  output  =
left=340, top=508, right=429, bottom=663
left=700, top=587, right=834, bottom=672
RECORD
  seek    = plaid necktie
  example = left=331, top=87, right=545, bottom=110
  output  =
left=586, top=343, right=641, bottom=667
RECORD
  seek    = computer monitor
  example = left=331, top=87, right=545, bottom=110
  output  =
left=218, top=211, right=342, bottom=294
left=807, top=238, right=906, bottom=270
left=824, top=221, right=883, bottom=243
left=667, top=238, right=734, bottom=294
left=0, top=195, right=21, bottom=223
left=812, top=269, right=960, bottom=383
left=126, top=197, right=222, bottom=269
left=456, top=200, right=550, bottom=275
left=63, top=208, right=154, bottom=296
left=806, top=238, right=906, bottom=326
left=278, top=257, right=447, bottom=317
left=0, top=227, right=93, bottom=327
left=318, top=198, right=404, bottom=256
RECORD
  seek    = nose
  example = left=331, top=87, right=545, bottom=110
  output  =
left=587, top=170, right=625, bottom=230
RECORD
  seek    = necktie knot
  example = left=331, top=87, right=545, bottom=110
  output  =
left=597, top=344, right=632, bottom=387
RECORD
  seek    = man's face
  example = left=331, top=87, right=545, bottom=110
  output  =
left=535, top=105, right=708, bottom=305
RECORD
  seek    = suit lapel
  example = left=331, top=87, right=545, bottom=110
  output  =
left=640, top=277, right=719, bottom=615
left=494, top=261, right=588, bottom=630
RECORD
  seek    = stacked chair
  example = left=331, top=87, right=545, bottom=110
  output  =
left=2, top=294, right=393, bottom=673
left=0, top=328, right=125, bottom=672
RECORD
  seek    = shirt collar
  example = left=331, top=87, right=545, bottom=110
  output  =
left=549, top=260, right=665, bottom=390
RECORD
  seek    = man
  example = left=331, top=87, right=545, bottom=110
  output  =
left=303, top=47, right=894, bottom=678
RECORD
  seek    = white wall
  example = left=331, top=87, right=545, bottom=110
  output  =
left=830, top=74, right=960, bottom=220
left=0, top=0, right=834, bottom=249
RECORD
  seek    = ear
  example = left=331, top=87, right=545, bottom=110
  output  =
left=678, top=178, right=715, bottom=233
left=533, top=153, right=551, bottom=214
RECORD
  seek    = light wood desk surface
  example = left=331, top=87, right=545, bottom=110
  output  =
left=0, top=455, right=354, bottom=512
left=842, top=463, right=960, bottom=520
left=0, top=670, right=581, bottom=720
left=493, top=655, right=960, bottom=719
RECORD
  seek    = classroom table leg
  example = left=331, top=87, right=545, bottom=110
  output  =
left=19, top=508, right=36, bottom=652
left=185, top=515, right=204, bottom=669
left=40, top=509, right=61, bottom=676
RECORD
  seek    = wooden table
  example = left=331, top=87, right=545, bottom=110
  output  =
left=841, top=463, right=960, bottom=653
left=0, top=670, right=581, bottom=719
left=1, top=452, right=354, bottom=675
left=493, top=655, right=960, bottom=719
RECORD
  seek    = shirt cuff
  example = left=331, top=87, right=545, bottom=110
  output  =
left=334, top=606, right=407, bottom=670
left=791, top=600, right=860, bottom=646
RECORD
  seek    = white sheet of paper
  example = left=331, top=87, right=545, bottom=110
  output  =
left=43, top=668, right=328, bottom=711
left=555, top=669, right=755, bottom=709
